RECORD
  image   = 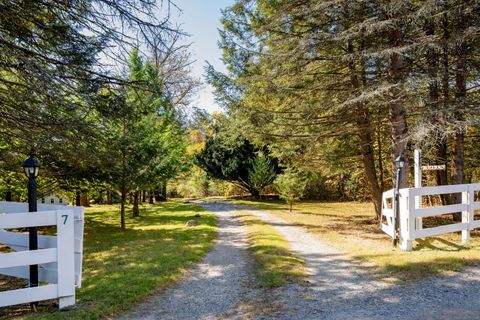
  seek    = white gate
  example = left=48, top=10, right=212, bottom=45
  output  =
left=0, top=202, right=84, bottom=309
left=381, top=184, right=480, bottom=251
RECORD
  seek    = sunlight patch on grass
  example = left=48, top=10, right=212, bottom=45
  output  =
left=237, top=213, right=305, bottom=288
left=11, top=201, right=218, bottom=320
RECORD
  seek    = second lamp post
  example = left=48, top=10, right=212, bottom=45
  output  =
left=393, top=154, right=406, bottom=246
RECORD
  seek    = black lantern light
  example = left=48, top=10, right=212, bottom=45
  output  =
left=22, top=153, right=40, bottom=179
left=395, top=154, right=406, bottom=170
left=22, top=152, right=41, bottom=293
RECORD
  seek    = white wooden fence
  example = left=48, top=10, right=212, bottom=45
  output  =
left=0, top=202, right=84, bottom=309
left=381, top=183, right=480, bottom=251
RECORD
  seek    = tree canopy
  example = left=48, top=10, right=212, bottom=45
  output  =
left=208, top=0, right=480, bottom=217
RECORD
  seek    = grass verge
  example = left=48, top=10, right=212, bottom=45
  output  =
left=231, top=198, right=480, bottom=282
left=1, top=201, right=216, bottom=320
left=237, top=212, right=305, bottom=288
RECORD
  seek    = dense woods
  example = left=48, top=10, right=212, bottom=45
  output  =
left=208, top=0, right=480, bottom=217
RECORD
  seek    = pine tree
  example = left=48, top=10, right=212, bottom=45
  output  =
left=211, top=0, right=480, bottom=218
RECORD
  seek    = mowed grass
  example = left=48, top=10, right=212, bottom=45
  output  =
left=2, top=201, right=216, bottom=320
left=237, top=213, right=305, bottom=288
left=231, top=199, right=480, bottom=282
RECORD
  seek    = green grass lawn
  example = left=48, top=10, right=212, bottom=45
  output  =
left=231, top=198, right=480, bottom=282
left=237, top=213, right=305, bottom=288
left=1, top=201, right=216, bottom=320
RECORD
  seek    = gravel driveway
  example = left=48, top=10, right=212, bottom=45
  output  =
left=247, top=208, right=480, bottom=320
left=119, top=202, right=480, bottom=320
left=118, top=202, right=260, bottom=320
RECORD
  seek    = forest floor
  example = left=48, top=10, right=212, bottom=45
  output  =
left=121, top=200, right=480, bottom=320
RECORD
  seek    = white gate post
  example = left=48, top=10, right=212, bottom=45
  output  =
left=56, top=210, right=76, bottom=309
left=462, top=186, right=473, bottom=244
left=414, top=149, right=422, bottom=230
left=399, top=189, right=413, bottom=251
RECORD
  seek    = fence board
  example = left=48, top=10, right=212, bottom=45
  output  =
left=0, top=248, right=57, bottom=269
left=0, top=266, right=58, bottom=284
left=381, top=223, right=394, bottom=237
left=470, top=220, right=480, bottom=229
left=382, top=208, right=393, bottom=218
left=414, top=204, right=467, bottom=218
left=383, top=188, right=394, bottom=197
left=467, top=183, right=480, bottom=190
left=0, top=284, right=58, bottom=308
left=0, top=230, right=57, bottom=250
left=413, top=223, right=468, bottom=238
left=410, top=184, right=468, bottom=196
left=0, top=211, right=56, bottom=229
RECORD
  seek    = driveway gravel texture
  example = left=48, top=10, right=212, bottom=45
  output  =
left=119, top=201, right=480, bottom=320
left=118, top=202, right=263, bottom=320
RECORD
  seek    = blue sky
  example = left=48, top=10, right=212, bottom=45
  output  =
left=170, top=0, right=235, bottom=113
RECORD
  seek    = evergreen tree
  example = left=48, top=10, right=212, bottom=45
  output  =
left=210, top=0, right=480, bottom=218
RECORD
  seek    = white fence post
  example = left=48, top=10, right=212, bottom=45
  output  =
left=56, top=210, right=76, bottom=309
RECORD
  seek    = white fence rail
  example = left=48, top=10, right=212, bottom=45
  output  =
left=0, top=202, right=84, bottom=309
left=381, top=183, right=480, bottom=251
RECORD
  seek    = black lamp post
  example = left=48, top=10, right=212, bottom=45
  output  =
left=22, top=153, right=40, bottom=289
left=393, top=154, right=406, bottom=246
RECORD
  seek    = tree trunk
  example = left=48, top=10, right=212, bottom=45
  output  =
left=75, top=190, right=81, bottom=206
left=160, top=180, right=167, bottom=201
left=97, top=191, right=104, bottom=204
left=149, top=191, right=154, bottom=204
left=436, top=11, right=451, bottom=205
left=107, top=190, right=113, bottom=205
left=451, top=37, right=467, bottom=221
left=81, top=195, right=90, bottom=207
left=435, top=141, right=449, bottom=204
left=377, top=118, right=385, bottom=193
left=121, top=115, right=127, bottom=230
left=347, top=40, right=382, bottom=218
left=358, top=124, right=383, bottom=218
left=388, top=34, right=409, bottom=188
left=132, top=191, right=140, bottom=217
left=5, top=190, right=12, bottom=201
left=250, top=188, right=260, bottom=199
left=155, top=190, right=162, bottom=202
left=120, top=186, right=126, bottom=231
left=289, top=202, right=292, bottom=212
left=142, top=191, right=146, bottom=203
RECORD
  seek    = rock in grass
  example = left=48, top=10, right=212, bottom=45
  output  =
left=185, top=220, right=200, bottom=227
